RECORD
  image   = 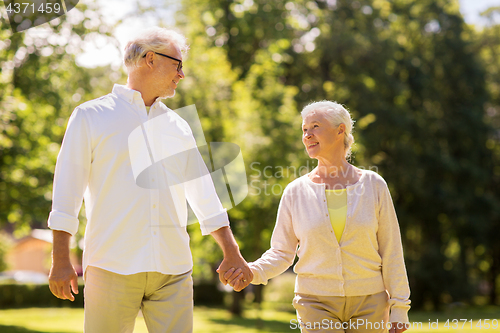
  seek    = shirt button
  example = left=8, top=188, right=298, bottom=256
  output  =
left=153, top=231, right=157, bottom=235
left=152, top=178, right=155, bottom=182
left=153, top=204, right=156, bottom=208
left=326, top=214, right=328, bottom=217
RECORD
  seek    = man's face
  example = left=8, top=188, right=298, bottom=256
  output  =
left=152, top=45, right=185, bottom=99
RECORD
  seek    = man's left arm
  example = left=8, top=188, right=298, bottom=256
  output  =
left=210, top=226, right=252, bottom=292
left=179, top=135, right=252, bottom=290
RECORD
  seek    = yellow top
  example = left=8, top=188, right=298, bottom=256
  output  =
left=325, top=189, right=347, bottom=243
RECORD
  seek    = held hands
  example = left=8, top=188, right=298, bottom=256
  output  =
left=221, top=267, right=251, bottom=292
left=210, top=226, right=253, bottom=292
left=216, top=255, right=253, bottom=292
left=48, top=260, right=79, bottom=301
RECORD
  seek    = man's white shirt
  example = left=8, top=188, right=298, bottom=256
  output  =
left=48, top=84, right=229, bottom=275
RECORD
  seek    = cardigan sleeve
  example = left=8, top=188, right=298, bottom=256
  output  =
left=249, top=188, right=298, bottom=285
left=377, top=180, right=411, bottom=324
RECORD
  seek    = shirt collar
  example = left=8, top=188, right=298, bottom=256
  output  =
left=112, top=84, right=145, bottom=105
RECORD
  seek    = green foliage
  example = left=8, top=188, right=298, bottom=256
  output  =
left=0, top=2, right=123, bottom=235
left=474, top=6, right=500, bottom=306
left=263, top=272, right=295, bottom=307
left=0, top=233, right=13, bottom=272
left=193, top=282, right=225, bottom=306
left=0, top=283, right=85, bottom=308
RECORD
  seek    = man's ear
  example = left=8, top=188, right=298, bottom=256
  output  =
left=144, top=51, right=154, bottom=69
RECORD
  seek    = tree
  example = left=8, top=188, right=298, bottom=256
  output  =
left=474, top=6, right=500, bottom=305
left=0, top=3, right=122, bottom=238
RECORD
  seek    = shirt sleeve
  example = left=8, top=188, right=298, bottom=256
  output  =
left=183, top=143, right=229, bottom=236
left=47, top=108, right=92, bottom=236
left=377, top=180, right=411, bottom=323
left=249, top=188, right=298, bottom=285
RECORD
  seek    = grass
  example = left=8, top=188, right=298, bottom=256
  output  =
left=0, top=308, right=85, bottom=333
left=0, top=306, right=296, bottom=333
left=0, top=305, right=498, bottom=332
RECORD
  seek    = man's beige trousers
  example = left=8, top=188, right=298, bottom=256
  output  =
left=84, top=266, right=193, bottom=333
left=292, top=291, right=390, bottom=333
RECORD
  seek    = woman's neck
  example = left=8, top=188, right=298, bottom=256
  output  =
left=314, top=156, right=351, bottom=179
left=309, top=157, right=360, bottom=188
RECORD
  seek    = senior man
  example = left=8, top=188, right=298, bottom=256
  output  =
left=48, top=27, right=252, bottom=333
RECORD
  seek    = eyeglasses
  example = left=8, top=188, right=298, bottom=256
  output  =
left=143, top=51, right=183, bottom=73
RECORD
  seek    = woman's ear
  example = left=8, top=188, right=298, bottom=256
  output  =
left=338, top=123, right=346, bottom=135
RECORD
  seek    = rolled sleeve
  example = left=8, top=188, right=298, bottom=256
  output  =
left=389, top=305, right=410, bottom=324
left=48, top=211, right=80, bottom=236
left=198, top=210, right=229, bottom=235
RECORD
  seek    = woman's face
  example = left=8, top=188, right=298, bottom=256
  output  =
left=302, top=110, right=344, bottom=160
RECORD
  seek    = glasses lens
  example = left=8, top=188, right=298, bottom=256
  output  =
left=177, top=62, right=182, bottom=72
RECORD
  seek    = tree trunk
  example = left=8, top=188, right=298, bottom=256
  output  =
left=229, top=290, right=245, bottom=317
left=253, top=284, right=264, bottom=304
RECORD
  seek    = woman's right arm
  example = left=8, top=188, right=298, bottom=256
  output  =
left=249, top=189, right=299, bottom=285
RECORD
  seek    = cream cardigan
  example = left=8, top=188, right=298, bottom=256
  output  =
left=249, top=169, right=411, bottom=323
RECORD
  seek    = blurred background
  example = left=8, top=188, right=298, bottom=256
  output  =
left=0, top=0, right=499, bottom=331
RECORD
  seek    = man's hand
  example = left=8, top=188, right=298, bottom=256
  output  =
left=48, top=260, right=79, bottom=301
left=389, top=322, right=409, bottom=333
left=217, top=259, right=253, bottom=292
left=210, top=226, right=253, bottom=292
left=216, top=254, right=253, bottom=291
left=49, top=230, right=78, bottom=301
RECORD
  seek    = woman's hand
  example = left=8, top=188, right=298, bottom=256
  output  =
left=222, top=267, right=251, bottom=292
left=390, top=322, right=409, bottom=333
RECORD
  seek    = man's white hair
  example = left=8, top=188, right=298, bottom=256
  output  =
left=123, top=27, right=189, bottom=71
left=301, top=100, right=355, bottom=159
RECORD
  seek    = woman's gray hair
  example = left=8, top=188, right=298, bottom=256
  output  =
left=123, top=27, right=189, bottom=71
left=301, top=100, right=355, bottom=159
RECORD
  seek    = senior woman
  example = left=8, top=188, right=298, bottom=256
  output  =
left=225, top=101, right=410, bottom=333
